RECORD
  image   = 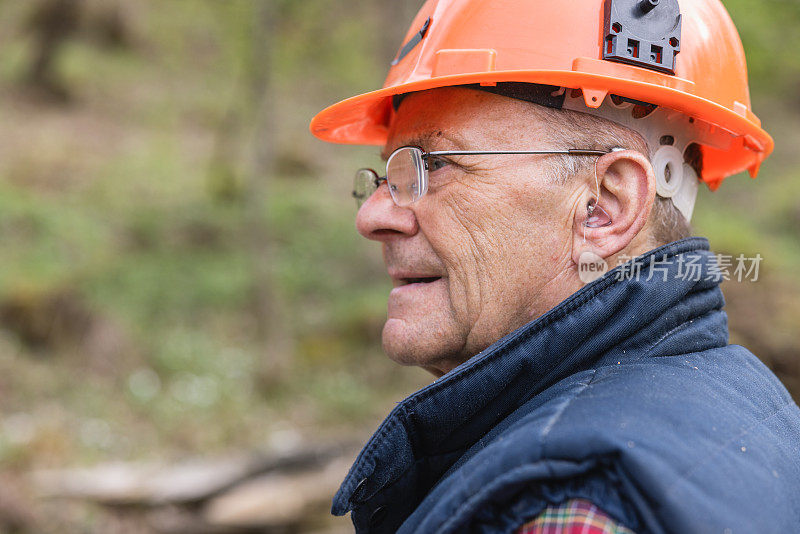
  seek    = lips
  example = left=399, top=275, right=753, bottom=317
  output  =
left=388, top=270, right=443, bottom=287
left=400, top=276, right=441, bottom=285
left=387, top=271, right=446, bottom=319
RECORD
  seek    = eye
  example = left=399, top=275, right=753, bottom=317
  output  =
left=427, top=156, right=450, bottom=172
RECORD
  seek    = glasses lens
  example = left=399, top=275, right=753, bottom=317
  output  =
left=353, top=169, right=379, bottom=208
left=386, top=147, right=424, bottom=206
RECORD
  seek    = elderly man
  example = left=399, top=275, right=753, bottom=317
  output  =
left=311, top=1, right=800, bottom=532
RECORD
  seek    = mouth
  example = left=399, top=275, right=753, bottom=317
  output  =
left=399, top=276, right=442, bottom=286
left=389, top=270, right=444, bottom=288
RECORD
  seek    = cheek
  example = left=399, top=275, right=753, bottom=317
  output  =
left=419, top=170, right=573, bottom=285
left=442, top=185, right=569, bottom=282
left=506, top=178, right=573, bottom=245
left=420, top=194, right=518, bottom=309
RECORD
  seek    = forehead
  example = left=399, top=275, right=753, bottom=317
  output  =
left=383, top=87, right=549, bottom=156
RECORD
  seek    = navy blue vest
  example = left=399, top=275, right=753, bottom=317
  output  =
left=333, top=238, right=800, bottom=533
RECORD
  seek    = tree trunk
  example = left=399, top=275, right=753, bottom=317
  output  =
left=25, top=0, right=83, bottom=102
left=243, top=0, right=292, bottom=383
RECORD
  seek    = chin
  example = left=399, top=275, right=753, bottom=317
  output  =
left=381, top=317, right=466, bottom=374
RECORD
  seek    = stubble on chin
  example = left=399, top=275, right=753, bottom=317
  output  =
left=381, top=314, right=469, bottom=376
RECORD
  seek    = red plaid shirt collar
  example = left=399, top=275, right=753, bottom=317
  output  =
left=516, top=499, right=635, bottom=534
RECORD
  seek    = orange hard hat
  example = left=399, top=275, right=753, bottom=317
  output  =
left=310, top=0, right=772, bottom=190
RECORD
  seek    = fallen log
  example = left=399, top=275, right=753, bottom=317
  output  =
left=30, top=442, right=357, bottom=507
left=203, top=456, right=351, bottom=529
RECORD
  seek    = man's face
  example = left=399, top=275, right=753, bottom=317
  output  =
left=356, top=88, right=584, bottom=375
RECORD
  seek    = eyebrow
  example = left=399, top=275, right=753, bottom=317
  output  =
left=380, top=131, right=466, bottom=161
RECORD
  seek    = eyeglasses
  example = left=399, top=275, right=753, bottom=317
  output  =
left=353, top=146, right=612, bottom=208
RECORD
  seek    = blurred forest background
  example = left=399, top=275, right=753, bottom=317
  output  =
left=0, top=0, right=798, bottom=532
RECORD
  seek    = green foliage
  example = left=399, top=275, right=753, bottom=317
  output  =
left=723, top=0, right=800, bottom=99
left=0, top=0, right=429, bottom=469
left=0, top=0, right=797, bottom=473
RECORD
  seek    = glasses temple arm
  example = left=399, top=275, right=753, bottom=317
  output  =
left=425, top=149, right=611, bottom=157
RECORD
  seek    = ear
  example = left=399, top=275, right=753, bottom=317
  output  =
left=571, top=149, right=656, bottom=265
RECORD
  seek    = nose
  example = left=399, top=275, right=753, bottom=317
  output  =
left=356, top=182, right=419, bottom=241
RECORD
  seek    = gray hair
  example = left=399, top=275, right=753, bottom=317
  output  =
left=530, top=105, right=692, bottom=246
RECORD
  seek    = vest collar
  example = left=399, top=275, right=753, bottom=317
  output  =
left=333, top=237, right=726, bottom=516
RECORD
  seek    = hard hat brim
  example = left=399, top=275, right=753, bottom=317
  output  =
left=310, top=66, right=773, bottom=189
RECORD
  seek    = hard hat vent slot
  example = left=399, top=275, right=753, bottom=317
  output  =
left=651, top=45, right=663, bottom=64
left=627, top=39, right=640, bottom=58
left=391, top=17, right=431, bottom=67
